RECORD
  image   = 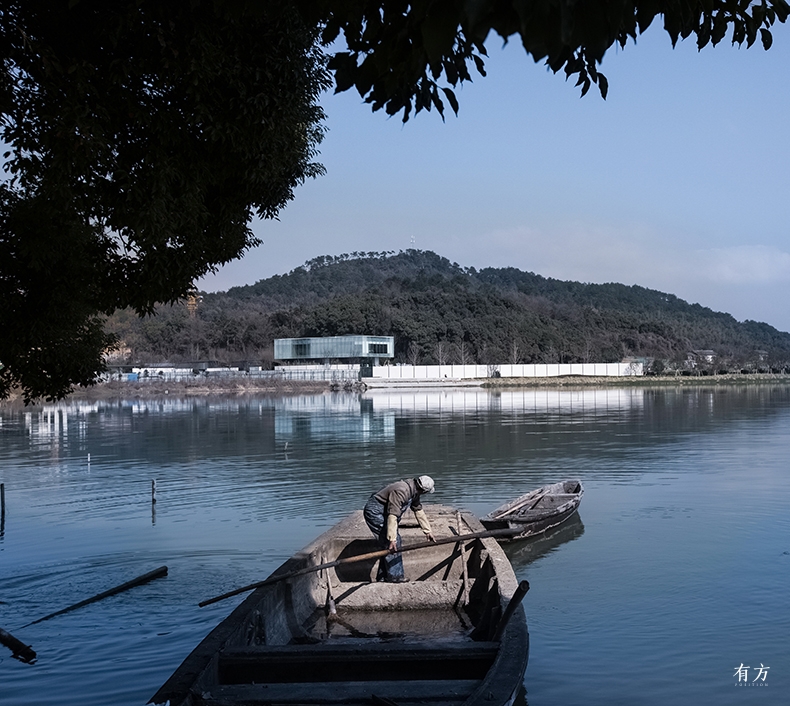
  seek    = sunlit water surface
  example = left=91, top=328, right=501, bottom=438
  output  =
left=1, top=385, right=789, bottom=705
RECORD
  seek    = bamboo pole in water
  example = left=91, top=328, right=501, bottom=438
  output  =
left=20, top=566, right=168, bottom=628
left=0, top=627, right=36, bottom=663
left=199, top=527, right=519, bottom=607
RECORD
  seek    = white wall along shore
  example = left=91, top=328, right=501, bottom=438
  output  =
left=108, top=361, right=643, bottom=384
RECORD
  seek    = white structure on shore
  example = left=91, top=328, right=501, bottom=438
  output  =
left=273, top=361, right=643, bottom=383
left=368, top=362, right=642, bottom=380
left=274, top=335, right=394, bottom=364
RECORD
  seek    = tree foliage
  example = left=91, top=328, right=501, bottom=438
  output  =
left=0, top=0, right=328, bottom=402
left=2, top=0, right=789, bottom=401
left=107, top=250, right=790, bottom=370
left=303, top=0, right=790, bottom=120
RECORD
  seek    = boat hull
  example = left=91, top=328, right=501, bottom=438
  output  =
left=481, top=480, right=584, bottom=541
left=151, top=506, right=528, bottom=706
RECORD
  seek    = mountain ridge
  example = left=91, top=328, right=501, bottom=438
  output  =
left=106, top=250, right=790, bottom=369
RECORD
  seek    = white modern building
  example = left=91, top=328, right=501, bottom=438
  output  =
left=274, top=335, right=394, bottom=364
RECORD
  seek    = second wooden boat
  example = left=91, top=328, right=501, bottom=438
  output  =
left=150, top=505, right=529, bottom=706
left=481, top=480, right=584, bottom=540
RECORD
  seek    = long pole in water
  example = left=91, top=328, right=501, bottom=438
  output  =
left=199, top=527, right=519, bottom=607
left=0, top=627, right=36, bottom=664
left=20, top=566, right=168, bottom=628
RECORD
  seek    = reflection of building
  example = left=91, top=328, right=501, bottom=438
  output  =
left=363, top=388, right=646, bottom=418
left=273, top=394, right=395, bottom=444
left=274, top=335, right=394, bottom=365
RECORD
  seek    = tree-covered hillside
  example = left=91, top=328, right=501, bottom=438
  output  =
left=106, top=250, right=790, bottom=371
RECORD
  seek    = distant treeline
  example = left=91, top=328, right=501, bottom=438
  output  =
left=105, top=250, right=790, bottom=371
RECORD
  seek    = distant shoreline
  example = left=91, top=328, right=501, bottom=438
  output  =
left=3, top=372, right=790, bottom=408
left=480, top=372, right=790, bottom=388
left=0, top=378, right=334, bottom=408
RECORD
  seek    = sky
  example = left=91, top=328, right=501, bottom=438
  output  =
left=199, top=25, right=790, bottom=333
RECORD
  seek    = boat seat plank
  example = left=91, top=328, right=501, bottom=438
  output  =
left=200, top=679, right=480, bottom=704
left=330, top=579, right=465, bottom=609
left=218, top=642, right=499, bottom=684
left=221, top=641, right=498, bottom=659
left=220, top=640, right=500, bottom=658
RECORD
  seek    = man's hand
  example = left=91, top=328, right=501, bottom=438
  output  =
left=388, top=540, right=398, bottom=554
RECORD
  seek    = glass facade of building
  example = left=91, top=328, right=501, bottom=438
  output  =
left=274, top=335, right=395, bottom=362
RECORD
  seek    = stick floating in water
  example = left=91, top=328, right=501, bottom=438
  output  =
left=0, top=627, right=37, bottom=663
left=21, top=566, right=168, bottom=628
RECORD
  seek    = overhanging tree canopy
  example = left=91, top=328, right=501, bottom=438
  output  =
left=306, top=0, right=790, bottom=119
left=1, top=0, right=787, bottom=401
left=1, top=1, right=329, bottom=401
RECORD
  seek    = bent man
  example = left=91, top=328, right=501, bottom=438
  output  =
left=363, top=475, right=436, bottom=582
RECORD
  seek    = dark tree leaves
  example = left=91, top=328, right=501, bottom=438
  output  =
left=1, top=0, right=329, bottom=401
left=302, top=0, right=789, bottom=120
left=112, top=251, right=790, bottom=370
left=2, top=0, right=788, bottom=400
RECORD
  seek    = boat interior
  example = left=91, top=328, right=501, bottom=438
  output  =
left=523, top=491, right=580, bottom=514
left=488, top=480, right=583, bottom=520
left=189, top=507, right=523, bottom=705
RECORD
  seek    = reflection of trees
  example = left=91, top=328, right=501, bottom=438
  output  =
left=10, top=399, right=278, bottom=466
left=385, top=385, right=790, bottom=468
left=6, top=385, right=789, bottom=493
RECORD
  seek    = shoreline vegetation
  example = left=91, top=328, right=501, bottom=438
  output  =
left=3, top=373, right=790, bottom=408
left=103, top=252, right=790, bottom=379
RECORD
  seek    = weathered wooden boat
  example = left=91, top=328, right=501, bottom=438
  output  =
left=481, top=480, right=583, bottom=541
left=150, top=505, right=529, bottom=706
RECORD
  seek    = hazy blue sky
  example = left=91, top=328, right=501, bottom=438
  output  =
left=199, top=25, right=790, bottom=333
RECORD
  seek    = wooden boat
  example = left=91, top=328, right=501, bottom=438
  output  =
left=481, top=480, right=583, bottom=541
left=150, top=505, right=529, bottom=706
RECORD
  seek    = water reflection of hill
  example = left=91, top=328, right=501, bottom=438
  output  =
left=2, top=385, right=789, bottom=482
left=502, top=513, right=585, bottom=570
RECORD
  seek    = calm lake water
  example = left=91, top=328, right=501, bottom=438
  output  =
left=1, top=385, right=789, bottom=705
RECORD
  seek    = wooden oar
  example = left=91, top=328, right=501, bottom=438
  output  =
left=20, top=566, right=168, bottom=628
left=199, top=528, right=519, bottom=608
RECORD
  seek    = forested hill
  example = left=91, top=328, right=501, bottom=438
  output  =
left=106, top=250, right=790, bottom=369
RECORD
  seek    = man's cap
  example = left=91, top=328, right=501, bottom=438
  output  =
left=416, top=475, right=435, bottom=494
